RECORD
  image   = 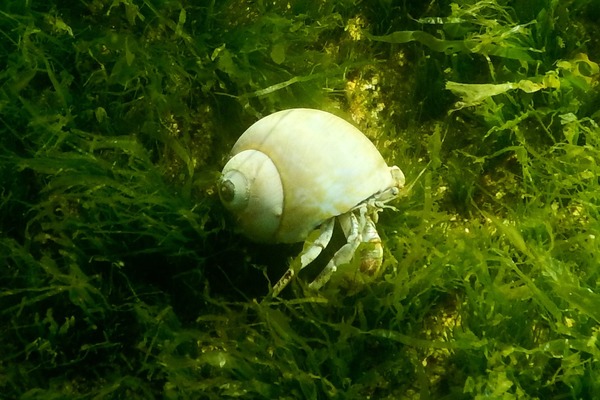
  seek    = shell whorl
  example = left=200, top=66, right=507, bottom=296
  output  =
left=218, top=149, right=284, bottom=243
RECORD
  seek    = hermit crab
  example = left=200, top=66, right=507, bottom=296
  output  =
left=218, top=108, right=405, bottom=295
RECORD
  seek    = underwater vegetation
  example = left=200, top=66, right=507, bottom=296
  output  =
left=1, top=0, right=599, bottom=398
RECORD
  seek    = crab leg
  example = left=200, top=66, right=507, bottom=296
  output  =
left=271, top=218, right=335, bottom=296
left=308, top=211, right=362, bottom=290
left=359, top=216, right=383, bottom=275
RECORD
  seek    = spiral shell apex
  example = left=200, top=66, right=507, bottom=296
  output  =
left=219, top=149, right=284, bottom=242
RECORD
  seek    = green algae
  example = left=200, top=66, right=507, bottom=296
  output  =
left=1, top=0, right=600, bottom=398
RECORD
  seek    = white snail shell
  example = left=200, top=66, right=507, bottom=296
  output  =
left=218, top=108, right=403, bottom=243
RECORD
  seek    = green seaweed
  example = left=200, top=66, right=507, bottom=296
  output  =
left=1, top=0, right=600, bottom=398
